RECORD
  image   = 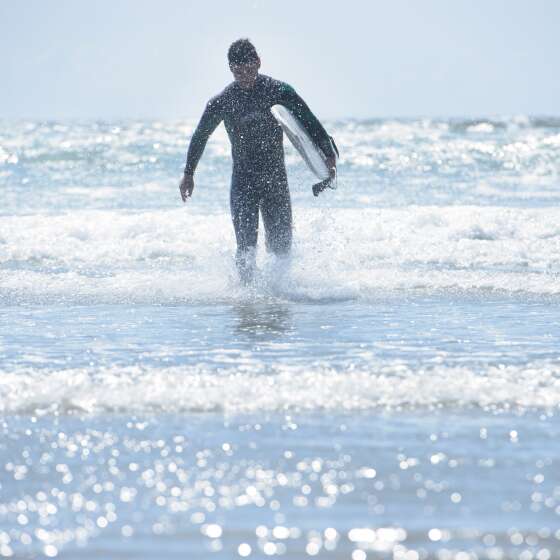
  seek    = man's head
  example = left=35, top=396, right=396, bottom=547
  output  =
left=228, top=38, right=260, bottom=90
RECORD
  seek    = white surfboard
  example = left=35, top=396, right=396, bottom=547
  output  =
left=271, top=105, right=337, bottom=196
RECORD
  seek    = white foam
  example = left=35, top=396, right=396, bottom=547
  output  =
left=1, top=360, right=559, bottom=416
left=2, top=206, right=560, bottom=303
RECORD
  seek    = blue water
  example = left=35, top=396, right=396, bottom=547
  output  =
left=1, top=117, right=560, bottom=559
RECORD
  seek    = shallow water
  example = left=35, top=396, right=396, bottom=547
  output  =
left=1, top=116, right=560, bottom=559
left=1, top=411, right=559, bottom=559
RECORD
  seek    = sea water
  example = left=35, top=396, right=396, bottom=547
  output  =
left=1, top=117, right=560, bottom=559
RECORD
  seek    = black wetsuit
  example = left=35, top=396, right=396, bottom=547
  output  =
left=184, top=74, right=335, bottom=274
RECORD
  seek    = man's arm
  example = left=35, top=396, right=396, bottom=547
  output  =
left=180, top=98, right=223, bottom=202
left=278, top=84, right=337, bottom=173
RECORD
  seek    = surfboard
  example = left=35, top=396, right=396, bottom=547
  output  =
left=271, top=104, right=337, bottom=196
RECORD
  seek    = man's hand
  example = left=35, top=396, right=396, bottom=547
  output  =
left=325, top=156, right=337, bottom=179
left=179, top=174, right=194, bottom=202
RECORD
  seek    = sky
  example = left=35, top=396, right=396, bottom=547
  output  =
left=2, top=0, right=560, bottom=119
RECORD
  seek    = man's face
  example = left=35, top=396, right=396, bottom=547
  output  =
left=230, top=59, right=260, bottom=90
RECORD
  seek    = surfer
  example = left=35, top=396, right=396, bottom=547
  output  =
left=179, top=38, right=336, bottom=283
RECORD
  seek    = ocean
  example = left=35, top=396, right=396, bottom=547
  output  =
left=1, top=116, right=560, bottom=559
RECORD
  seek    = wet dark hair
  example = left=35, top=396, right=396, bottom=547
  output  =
left=228, top=38, right=259, bottom=66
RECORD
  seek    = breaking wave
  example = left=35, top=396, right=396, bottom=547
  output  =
left=2, top=206, right=560, bottom=305
left=2, top=360, right=559, bottom=416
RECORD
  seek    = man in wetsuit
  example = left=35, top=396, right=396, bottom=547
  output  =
left=179, top=38, right=336, bottom=283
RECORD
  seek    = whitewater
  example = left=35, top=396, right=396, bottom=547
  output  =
left=1, top=117, right=560, bottom=559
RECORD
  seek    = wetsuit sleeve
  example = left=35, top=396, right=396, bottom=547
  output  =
left=278, top=84, right=336, bottom=160
left=184, top=98, right=223, bottom=175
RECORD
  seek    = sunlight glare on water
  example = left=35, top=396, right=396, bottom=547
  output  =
left=1, top=116, right=560, bottom=558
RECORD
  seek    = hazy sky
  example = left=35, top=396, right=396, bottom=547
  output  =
left=2, top=0, right=559, bottom=119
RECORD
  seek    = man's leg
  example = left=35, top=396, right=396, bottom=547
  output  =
left=260, top=172, right=292, bottom=256
left=230, top=174, right=259, bottom=284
